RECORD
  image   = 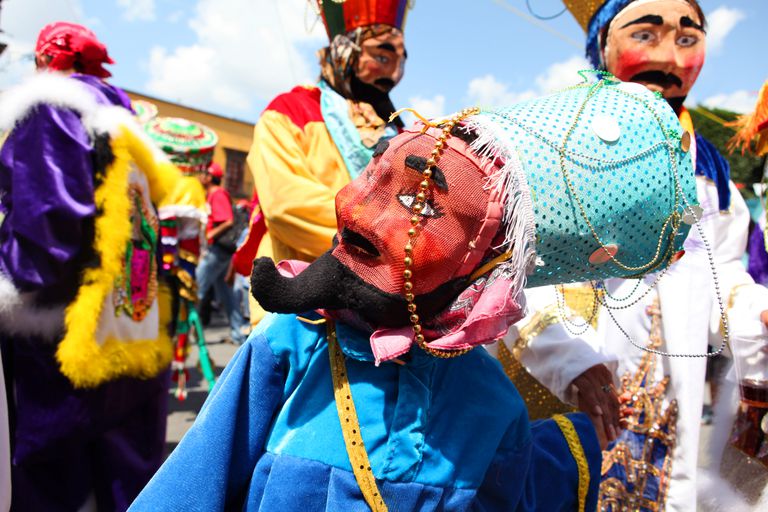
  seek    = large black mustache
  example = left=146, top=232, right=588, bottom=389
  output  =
left=350, top=74, right=402, bottom=128
left=629, top=70, right=683, bottom=89
left=373, top=78, right=396, bottom=92
left=250, top=251, right=468, bottom=328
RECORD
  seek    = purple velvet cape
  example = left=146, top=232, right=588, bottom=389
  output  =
left=0, top=74, right=167, bottom=512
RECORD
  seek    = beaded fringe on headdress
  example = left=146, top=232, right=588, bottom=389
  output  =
left=462, top=114, right=538, bottom=299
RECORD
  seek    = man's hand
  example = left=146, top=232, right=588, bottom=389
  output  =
left=571, top=364, right=621, bottom=450
left=208, top=218, right=234, bottom=243
left=760, top=309, right=768, bottom=329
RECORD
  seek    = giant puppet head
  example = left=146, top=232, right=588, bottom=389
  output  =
left=565, top=0, right=706, bottom=113
left=252, top=75, right=697, bottom=363
left=35, top=21, right=114, bottom=78
left=315, top=0, right=409, bottom=124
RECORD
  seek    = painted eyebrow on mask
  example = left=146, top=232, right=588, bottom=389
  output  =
left=680, top=16, right=705, bottom=32
left=404, top=155, right=448, bottom=191
left=620, top=14, right=664, bottom=28
left=376, top=42, right=407, bottom=59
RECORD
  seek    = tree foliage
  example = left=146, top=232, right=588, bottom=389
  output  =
left=688, top=106, right=764, bottom=193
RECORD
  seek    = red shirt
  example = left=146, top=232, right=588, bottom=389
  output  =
left=206, top=186, right=233, bottom=244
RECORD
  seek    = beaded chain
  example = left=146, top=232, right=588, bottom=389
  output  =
left=603, top=213, right=731, bottom=359
left=555, top=72, right=730, bottom=358
left=555, top=283, right=601, bottom=337
left=556, top=79, right=682, bottom=274
left=404, top=107, right=479, bottom=359
left=601, top=77, right=731, bottom=358
left=493, top=80, right=683, bottom=275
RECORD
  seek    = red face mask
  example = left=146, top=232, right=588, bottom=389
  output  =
left=603, top=1, right=705, bottom=101
left=332, top=128, right=497, bottom=297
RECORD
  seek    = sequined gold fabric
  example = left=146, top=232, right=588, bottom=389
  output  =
left=598, top=299, right=678, bottom=512
left=499, top=342, right=574, bottom=420
left=501, top=284, right=600, bottom=419
left=563, top=0, right=605, bottom=31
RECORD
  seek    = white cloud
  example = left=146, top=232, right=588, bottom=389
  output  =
left=167, top=10, right=184, bottom=24
left=0, top=0, right=86, bottom=89
left=534, top=56, right=590, bottom=93
left=702, top=90, right=758, bottom=114
left=467, top=74, right=535, bottom=107
left=145, top=0, right=325, bottom=116
left=407, top=94, right=446, bottom=118
left=467, top=55, right=589, bottom=108
left=117, top=0, right=156, bottom=22
left=706, top=6, right=744, bottom=53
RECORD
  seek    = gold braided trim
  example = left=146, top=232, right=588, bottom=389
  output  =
left=553, top=414, right=590, bottom=512
left=327, top=321, right=388, bottom=512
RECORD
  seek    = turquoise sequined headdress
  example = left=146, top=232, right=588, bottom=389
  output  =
left=463, top=71, right=697, bottom=287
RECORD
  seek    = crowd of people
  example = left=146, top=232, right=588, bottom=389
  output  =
left=0, top=0, right=766, bottom=511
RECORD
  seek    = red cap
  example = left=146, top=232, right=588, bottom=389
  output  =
left=207, top=162, right=224, bottom=178
left=36, top=22, right=114, bottom=78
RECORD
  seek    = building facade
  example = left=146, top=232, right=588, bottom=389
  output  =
left=126, top=90, right=254, bottom=199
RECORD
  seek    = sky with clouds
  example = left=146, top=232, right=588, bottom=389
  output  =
left=0, top=0, right=764, bottom=123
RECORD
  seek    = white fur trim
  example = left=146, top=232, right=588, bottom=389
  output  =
left=85, top=104, right=170, bottom=163
left=0, top=72, right=100, bottom=132
left=0, top=271, right=21, bottom=315
left=0, top=272, right=64, bottom=340
left=0, top=73, right=169, bottom=166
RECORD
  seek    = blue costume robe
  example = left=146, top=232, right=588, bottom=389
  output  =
left=131, top=312, right=601, bottom=511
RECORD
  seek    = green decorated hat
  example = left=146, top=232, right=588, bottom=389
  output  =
left=131, top=99, right=158, bottom=124
left=144, top=116, right=218, bottom=175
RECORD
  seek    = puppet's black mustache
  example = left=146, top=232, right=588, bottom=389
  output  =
left=630, top=70, right=683, bottom=89
left=250, top=252, right=350, bottom=314
left=374, top=78, right=396, bottom=91
left=250, top=251, right=468, bottom=328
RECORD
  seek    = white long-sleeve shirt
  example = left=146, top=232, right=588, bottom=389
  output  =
left=496, top=177, right=768, bottom=511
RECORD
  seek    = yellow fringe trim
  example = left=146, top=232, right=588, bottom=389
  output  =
left=553, top=414, right=590, bottom=512
left=727, top=81, right=768, bottom=156
left=56, top=125, right=179, bottom=388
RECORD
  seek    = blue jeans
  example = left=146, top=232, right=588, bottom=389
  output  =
left=196, top=244, right=247, bottom=344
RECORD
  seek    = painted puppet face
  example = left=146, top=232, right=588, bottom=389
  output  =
left=354, top=29, right=406, bottom=93
left=332, top=131, right=491, bottom=296
left=603, top=0, right=705, bottom=101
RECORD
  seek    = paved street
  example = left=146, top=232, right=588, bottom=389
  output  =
left=164, top=316, right=240, bottom=457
